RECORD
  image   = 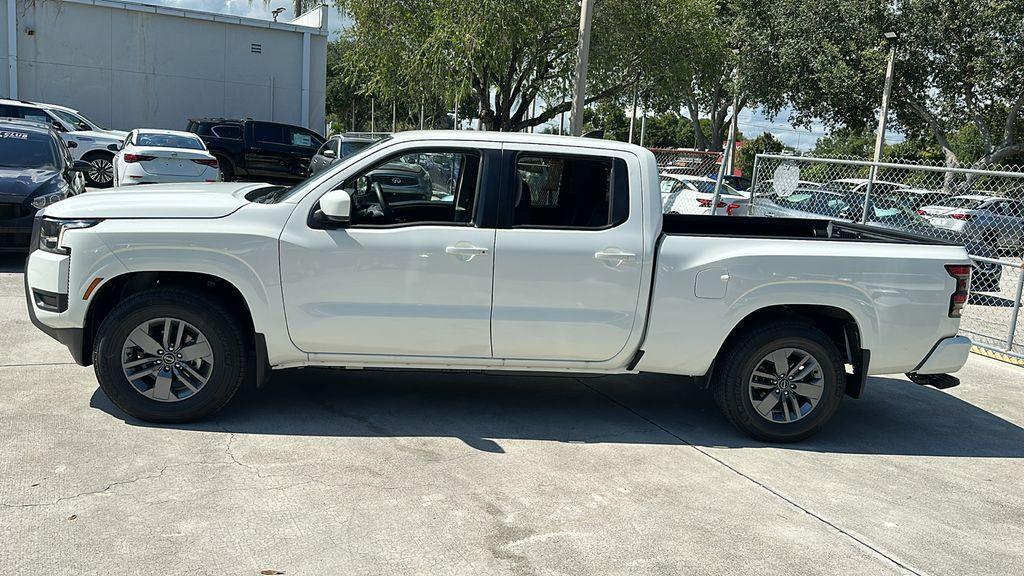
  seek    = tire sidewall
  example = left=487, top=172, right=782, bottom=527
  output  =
left=94, top=296, right=244, bottom=423
left=84, top=153, right=115, bottom=188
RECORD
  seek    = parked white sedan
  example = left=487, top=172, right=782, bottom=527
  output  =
left=659, top=173, right=750, bottom=216
left=113, top=129, right=220, bottom=186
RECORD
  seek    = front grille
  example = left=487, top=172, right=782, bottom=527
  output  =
left=0, top=203, right=29, bottom=220
left=372, top=174, right=420, bottom=187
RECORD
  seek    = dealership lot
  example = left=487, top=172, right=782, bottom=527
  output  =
left=1, top=254, right=1022, bottom=575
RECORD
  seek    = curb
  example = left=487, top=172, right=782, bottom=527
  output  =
left=971, top=345, right=1024, bottom=367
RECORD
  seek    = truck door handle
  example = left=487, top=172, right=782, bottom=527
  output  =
left=445, top=245, right=489, bottom=256
left=595, top=250, right=637, bottom=262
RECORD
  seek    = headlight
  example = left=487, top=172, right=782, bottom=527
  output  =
left=38, top=218, right=100, bottom=255
left=30, top=189, right=68, bottom=210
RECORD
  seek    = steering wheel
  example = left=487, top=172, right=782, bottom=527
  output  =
left=371, top=181, right=394, bottom=221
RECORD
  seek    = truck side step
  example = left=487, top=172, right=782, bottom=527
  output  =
left=906, top=372, right=960, bottom=390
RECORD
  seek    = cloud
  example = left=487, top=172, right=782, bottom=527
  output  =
left=149, top=0, right=348, bottom=34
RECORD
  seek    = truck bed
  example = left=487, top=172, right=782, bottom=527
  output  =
left=662, top=214, right=956, bottom=245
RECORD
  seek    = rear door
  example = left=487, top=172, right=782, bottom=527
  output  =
left=244, top=122, right=291, bottom=178
left=489, top=146, right=645, bottom=362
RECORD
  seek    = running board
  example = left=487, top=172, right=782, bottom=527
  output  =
left=906, top=373, right=960, bottom=390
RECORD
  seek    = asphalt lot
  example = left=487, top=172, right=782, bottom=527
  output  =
left=1, top=254, right=1023, bottom=576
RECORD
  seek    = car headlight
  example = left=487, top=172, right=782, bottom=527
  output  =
left=38, top=218, right=100, bottom=255
left=30, top=189, right=68, bottom=210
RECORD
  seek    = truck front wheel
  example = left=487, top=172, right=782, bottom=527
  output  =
left=92, top=288, right=248, bottom=423
left=713, top=321, right=845, bottom=442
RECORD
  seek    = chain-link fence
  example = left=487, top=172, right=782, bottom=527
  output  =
left=650, top=148, right=721, bottom=177
left=749, top=154, right=1024, bottom=359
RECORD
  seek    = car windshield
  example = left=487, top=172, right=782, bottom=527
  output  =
left=246, top=136, right=394, bottom=204
left=136, top=133, right=205, bottom=150
left=0, top=130, right=58, bottom=169
left=822, top=181, right=862, bottom=193
left=341, top=140, right=371, bottom=158
left=48, top=109, right=94, bottom=132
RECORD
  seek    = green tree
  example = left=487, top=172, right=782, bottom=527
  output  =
left=338, top=0, right=712, bottom=132
left=736, top=133, right=784, bottom=177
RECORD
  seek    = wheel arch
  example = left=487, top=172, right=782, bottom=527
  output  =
left=715, top=304, right=868, bottom=398
left=80, top=271, right=257, bottom=366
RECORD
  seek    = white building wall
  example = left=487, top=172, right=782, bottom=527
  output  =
left=2, top=0, right=326, bottom=133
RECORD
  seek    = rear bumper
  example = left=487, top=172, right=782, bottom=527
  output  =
left=913, top=336, right=972, bottom=375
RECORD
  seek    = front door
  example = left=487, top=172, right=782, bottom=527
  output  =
left=490, top=149, right=646, bottom=361
left=280, top=145, right=497, bottom=357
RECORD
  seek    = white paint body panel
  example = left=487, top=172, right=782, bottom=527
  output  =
left=24, top=131, right=971, bottom=380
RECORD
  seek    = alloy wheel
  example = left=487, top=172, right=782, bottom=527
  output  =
left=747, top=347, right=824, bottom=424
left=88, top=158, right=114, bottom=185
left=121, top=318, right=214, bottom=402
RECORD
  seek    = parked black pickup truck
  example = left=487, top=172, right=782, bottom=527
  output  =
left=186, top=118, right=325, bottom=182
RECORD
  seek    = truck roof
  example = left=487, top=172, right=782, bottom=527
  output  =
left=386, top=130, right=652, bottom=154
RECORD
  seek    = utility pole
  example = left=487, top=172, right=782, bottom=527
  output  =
left=710, top=53, right=741, bottom=214
left=453, top=100, right=458, bottom=130
left=419, top=100, right=425, bottom=130
left=628, top=79, right=639, bottom=143
left=568, top=0, right=595, bottom=136
left=862, top=32, right=898, bottom=224
left=392, top=101, right=397, bottom=132
left=639, top=109, right=647, bottom=147
left=370, top=98, right=375, bottom=133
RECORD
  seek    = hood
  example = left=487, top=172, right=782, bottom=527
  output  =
left=66, top=130, right=129, bottom=144
left=0, top=168, right=60, bottom=203
left=42, top=182, right=271, bottom=220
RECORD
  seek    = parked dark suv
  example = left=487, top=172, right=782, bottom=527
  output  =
left=186, top=118, right=325, bottom=182
left=0, top=118, right=89, bottom=250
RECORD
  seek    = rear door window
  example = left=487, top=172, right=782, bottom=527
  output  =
left=512, top=154, right=628, bottom=229
left=252, top=122, right=286, bottom=144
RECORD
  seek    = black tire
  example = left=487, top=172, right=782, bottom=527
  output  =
left=713, top=321, right=846, bottom=442
left=216, top=156, right=235, bottom=182
left=92, top=287, right=248, bottom=423
left=82, top=152, right=116, bottom=188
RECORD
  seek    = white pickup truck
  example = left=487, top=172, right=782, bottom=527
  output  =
left=25, top=131, right=974, bottom=442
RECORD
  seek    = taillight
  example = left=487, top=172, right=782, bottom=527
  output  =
left=122, top=154, right=155, bottom=163
left=192, top=158, right=219, bottom=167
left=950, top=213, right=973, bottom=220
left=915, top=209, right=926, bottom=215
left=945, top=264, right=972, bottom=318
left=726, top=203, right=740, bottom=216
left=698, top=198, right=734, bottom=212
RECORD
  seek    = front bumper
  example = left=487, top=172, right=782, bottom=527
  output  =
left=0, top=207, right=37, bottom=252
left=24, top=258, right=88, bottom=365
left=913, top=336, right=972, bottom=375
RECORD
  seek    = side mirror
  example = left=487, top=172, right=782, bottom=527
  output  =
left=107, top=143, right=120, bottom=152
left=71, top=160, right=93, bottom=172
left=319, top=189, right=351, bottom=224
left=65, top=140, right=78, bottom=149
left=322, top=148, right=336, bottom=159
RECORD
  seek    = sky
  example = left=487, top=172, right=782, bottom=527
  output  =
left=149, top=1, right=901, bottom=151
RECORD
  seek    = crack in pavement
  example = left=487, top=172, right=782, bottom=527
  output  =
left=572, top=377, right=926, bottom=576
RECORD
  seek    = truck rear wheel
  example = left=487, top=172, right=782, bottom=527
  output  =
left=713, top=321, right=845, bottom=442
left=92, top=288, right=248, bottom=423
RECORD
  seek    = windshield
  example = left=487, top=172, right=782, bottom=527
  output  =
left=246, top=136, right=394, bottom=204
left=341, top=140, right=372, bottom=158
left=136, top=133, right=205, bottom=150
left=0, top=130, right=58, bottom=169
left=821, top=181, right=862, bottom=193
left=48, top=109, right=92, bottom=132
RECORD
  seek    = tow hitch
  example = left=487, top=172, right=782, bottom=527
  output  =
left=906, top=373, right=961, bottom=390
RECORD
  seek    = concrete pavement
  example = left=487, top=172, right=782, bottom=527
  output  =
left=1, top=254, right=1022, bottom=575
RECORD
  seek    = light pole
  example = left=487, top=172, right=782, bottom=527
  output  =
left=710, top=48, right=741, bottom=214
left=862, top=31, right=898, bottom=223
left=569, top=0, right=595, bottom=136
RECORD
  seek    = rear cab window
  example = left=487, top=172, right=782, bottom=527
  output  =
left=511, top=154, right=628, bottom=229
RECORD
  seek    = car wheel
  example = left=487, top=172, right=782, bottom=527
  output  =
left=713, top=321, right=846, bottom=442
left=216, top=157, right=234, bottom=182
left=92, top=287, right=248, bottom=423
left=83, top=153, right=116, bottom=188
